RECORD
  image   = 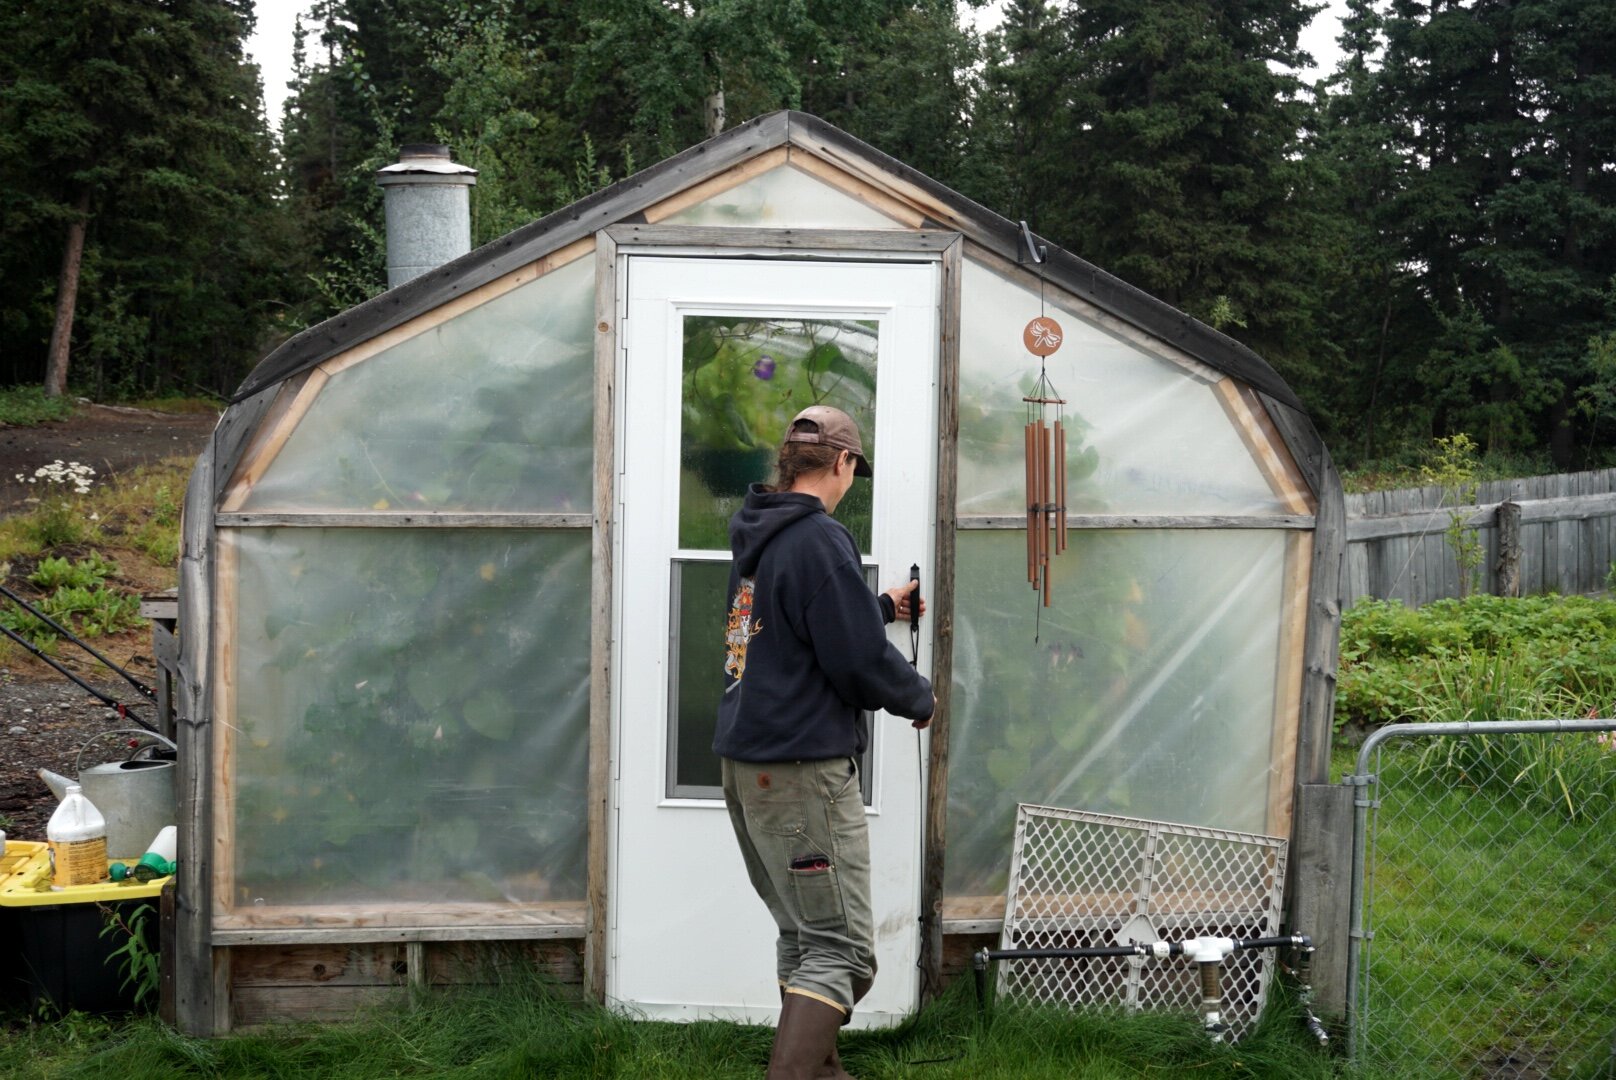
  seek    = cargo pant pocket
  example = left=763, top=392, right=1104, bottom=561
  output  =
left=788, top=854, right=846, bottom=927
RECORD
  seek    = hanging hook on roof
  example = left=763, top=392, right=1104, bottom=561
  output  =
left=1019, top=220, right=1047, bottom=265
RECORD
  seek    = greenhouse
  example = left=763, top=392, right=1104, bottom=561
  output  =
left=170, top=112, right=1345, bottom=1034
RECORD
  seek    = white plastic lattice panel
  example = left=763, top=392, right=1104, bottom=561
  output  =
left=997, top=805, right=1288, bottom=1039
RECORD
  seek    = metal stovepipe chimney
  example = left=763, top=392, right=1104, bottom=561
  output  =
left=375, top=144, right=478, bottom=290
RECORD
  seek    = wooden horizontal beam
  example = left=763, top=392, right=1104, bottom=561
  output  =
left=1345, top=491, right=1616, bottom=542
left=211, top=924, right=586, bottom=946
left=941, top=919, right=1003, bottom=936
left=604, top=223, right=957, bottom=254
left=957, top=513, right=1316, bottom=531
left=215, top=512, right=592, bottom=529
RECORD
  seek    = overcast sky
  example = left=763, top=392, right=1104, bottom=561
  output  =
left=247, top=1, right=1350, bottom=133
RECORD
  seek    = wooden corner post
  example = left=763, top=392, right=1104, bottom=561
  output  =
left=918, top=236, right=963, bottom=1004
left=176, top=445, right=218, bottom=1035
left=585, top=231, right=619, bottom=1005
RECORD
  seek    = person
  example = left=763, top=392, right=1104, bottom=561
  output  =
left=714, top=404, right=934, bottom=1080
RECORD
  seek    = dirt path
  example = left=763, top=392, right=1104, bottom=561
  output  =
left=0, top=402, right=218, bottom=517
left=1, top=402, right=214, bottom=843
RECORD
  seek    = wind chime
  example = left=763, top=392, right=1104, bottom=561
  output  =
left=1020, top=222, right=1067, bottom=608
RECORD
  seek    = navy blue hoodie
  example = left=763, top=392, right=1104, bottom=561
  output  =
left=712, top=484, right=934, bottom=763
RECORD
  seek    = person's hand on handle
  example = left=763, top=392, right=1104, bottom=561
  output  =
left=883, top=579, right=926, bottom=622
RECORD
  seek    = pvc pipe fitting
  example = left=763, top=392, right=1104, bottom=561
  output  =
left=1181, top=937, right=1236, bottom=964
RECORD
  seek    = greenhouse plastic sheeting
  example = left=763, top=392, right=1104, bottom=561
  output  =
left=660, top=164, right=902, bottom=228
left=225, top=527, right=591, bottom=907
left=944, top=529, right=1288, bottom=901
left=238, top=257, right=594, bottom=513
left=957, top=258, right=1291, bottom=517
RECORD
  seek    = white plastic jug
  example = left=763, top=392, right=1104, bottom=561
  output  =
left=47, top=784, right=108, bottom=888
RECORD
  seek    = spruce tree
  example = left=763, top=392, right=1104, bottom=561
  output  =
left=0, top=0, right=283, bottom=395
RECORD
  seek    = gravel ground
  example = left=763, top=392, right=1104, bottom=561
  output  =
left=0, top=672, right=161, bottom=843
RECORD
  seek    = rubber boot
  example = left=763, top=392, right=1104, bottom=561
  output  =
left=768, top=992, right=854, bottom=1080
left=778, top=985, right=855, bottom=1079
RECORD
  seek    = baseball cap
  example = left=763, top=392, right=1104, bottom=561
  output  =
left=785, top=405, right=872, bottom=477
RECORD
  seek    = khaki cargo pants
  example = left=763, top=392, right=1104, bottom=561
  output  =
left=721, top=756, right=876, bottom=1015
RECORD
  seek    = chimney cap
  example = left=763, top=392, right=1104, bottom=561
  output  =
left=376, top=144, right=478, bottom=184
left=401, top=143, right=452, bottom=159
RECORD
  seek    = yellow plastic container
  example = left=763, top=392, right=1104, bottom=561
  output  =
left=0, top=840, right=47, bottom=882
left=0, top=840, right=168, bottom=908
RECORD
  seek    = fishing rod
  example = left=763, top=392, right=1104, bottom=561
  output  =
left=0, top=586, right=158, bottom=734
left=0, top=582, right=155, bottom=702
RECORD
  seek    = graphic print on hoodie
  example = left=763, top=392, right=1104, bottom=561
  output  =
left=724, top=578, right=760, bottom=683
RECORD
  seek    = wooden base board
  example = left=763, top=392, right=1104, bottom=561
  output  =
left=214, top=934, right=1012, bottom=1029
left=224, top=939, right=586, bottom=1029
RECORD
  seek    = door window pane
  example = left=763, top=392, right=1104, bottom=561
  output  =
left=669, top=559, right=731, bottom=795
left=679, top=314, right=877, bottom=552
left=669, top=559, right=877, bottom=804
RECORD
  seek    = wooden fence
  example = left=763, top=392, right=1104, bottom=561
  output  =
left=1344, top=468, right=1616, bottom=606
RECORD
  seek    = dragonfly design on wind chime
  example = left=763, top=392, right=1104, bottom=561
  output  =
left=1023, top=311, right=1068, bottom=607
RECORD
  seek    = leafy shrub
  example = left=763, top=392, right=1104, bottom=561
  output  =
left=0, top=386, right=75, bottom=425
left=1, top=579, right=141, bottom=648
left=98, top=903, right=159, bottom=1009
left=0, top=604, right=57, bottom=651
left=1337, top=594, right=1616, bottom=729
left=42, top=585, right=141, bottom=637
left=12, top=459, right=99, bottom=549
left=22, top=500, right=93, bottom=548
left=1342, top=610, right=1616, bottom=818
left=79, top=589, right=141, bottom=636
left=28, top=553, right=117, bottom=590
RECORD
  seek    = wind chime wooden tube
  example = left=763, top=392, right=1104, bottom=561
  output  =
left=1039, top=417, right=1050, bottom=606
left=1025, top=421, right=1038, bottom=583
left=1055, top=418, right=1068, bottom=552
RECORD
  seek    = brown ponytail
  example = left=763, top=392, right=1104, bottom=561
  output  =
left=762, top=423, right=841, bottom=492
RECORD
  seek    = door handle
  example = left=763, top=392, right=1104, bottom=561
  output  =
left=909, top=563, right=921, bottom=666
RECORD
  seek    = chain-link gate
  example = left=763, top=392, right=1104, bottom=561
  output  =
left=1348, top=720, right=1616, bottom=1078
left=996, top=806, right=1287, bottom=1040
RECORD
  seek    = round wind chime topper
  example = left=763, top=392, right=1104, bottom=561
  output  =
left=1023, top=315, right=1064, bottom=357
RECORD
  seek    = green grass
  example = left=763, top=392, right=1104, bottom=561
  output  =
left=0, top=457, right=190, bottom=668
left=0, top=975, right=1347, bottom=1080
left=0, top=386, right=76, bottom=426
left=0, top=458, right=190, bottom=568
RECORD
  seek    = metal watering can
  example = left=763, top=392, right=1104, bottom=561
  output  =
left=39, top=729, right=177, bottom=860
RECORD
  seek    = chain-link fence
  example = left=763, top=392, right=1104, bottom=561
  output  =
left=1348, top=720, right=1616, bottom=1078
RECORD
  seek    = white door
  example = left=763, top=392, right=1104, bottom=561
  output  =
left=610, top=255, right=939, bottom=1027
